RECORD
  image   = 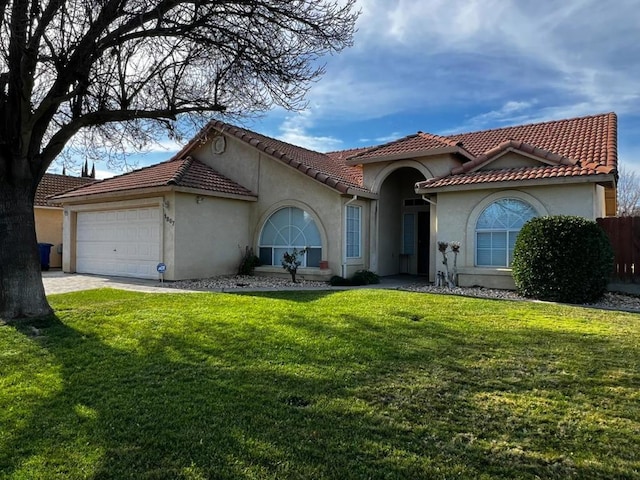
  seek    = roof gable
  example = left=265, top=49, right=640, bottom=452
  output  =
left=174, top=121, right=371, bottom=195
left=451, top=140, right=577, bottom=175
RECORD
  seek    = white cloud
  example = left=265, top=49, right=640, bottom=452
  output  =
left=274, top=111, right=344, bottom=152
left=302, top=0, right=640, bottom=126
left=358, top=132, right=404, bottom=144
left=94, top=169, right=117, bottom=180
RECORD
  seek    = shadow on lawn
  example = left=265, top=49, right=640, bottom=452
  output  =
left=2, top=303, right=639, bottom=479
left=233, top=289, right=338, bottom=303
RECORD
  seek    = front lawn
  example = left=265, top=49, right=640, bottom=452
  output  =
left=1, top=289, right=639, bottom=479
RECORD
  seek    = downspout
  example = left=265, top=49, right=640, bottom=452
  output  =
left=421, top=194, right=436, bottom=206
left=343, top=195, right=358, bottom=278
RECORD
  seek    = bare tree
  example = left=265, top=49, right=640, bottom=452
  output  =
left=0, top=0, right=358, bottom=320
left=617, top=166, right=640, bottom=217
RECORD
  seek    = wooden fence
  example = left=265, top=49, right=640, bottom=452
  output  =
left=597, top=216, right=640, bottom=283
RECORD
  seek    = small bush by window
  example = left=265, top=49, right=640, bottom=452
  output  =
left=511, top=216, right=614, bottom=303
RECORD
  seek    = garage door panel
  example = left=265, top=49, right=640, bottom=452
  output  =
left=76, top=207, right=161, bottom=279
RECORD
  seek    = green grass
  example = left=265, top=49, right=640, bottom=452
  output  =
left=1, top=289, right=639, bottom=479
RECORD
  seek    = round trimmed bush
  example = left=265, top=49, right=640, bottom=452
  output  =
left=351, top=270, right=380, bottom=286
left=511, top=216, right=614, bottom=303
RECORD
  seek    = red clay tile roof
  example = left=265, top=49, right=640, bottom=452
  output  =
left=52, top=113, right=618, bottom=200
left=446, top=113, right=617, bottom=168
left=52, top=157, right=255, bottom=200
left=348, top=132, right=474, bottom=161
left=416, top=113, right=617, bottom=191
left=175, top=121, right=370, bottom=194
left=36, top=173, right=96, bottom=206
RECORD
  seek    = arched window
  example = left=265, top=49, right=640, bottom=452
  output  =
left=476, top=198, right=537, bottom=267
left=259, top=207, right=322, bottom=267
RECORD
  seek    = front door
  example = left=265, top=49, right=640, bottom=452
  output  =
left=417, top=211, right=430, bottom=275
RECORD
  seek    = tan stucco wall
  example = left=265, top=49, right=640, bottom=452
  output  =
left=483, top=152, right=542, bottom=170
left=34, top=207, right=63, bottom=268
left=194, top=134, right=362, bottom=279
left=192, top=134, right=261, bottom=194
left=362, top=154, right=456, bottom=192
left=434, top=183, right=604, bottom=289
left=172, top=192, right=252, bottom=279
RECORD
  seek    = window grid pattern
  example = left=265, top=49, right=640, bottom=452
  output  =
left=346, top=205, right=361, bottom=258
left=476, top=198, right=537, bottom=267
left=259, top=207, right=322, bottom=267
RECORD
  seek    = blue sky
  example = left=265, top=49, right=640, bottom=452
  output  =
left=74, top=0, right=640, bottom=179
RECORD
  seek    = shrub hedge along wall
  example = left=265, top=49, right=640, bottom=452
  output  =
left=512, top=216, right=614, bottom=303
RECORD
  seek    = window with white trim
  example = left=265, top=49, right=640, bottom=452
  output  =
left=346, top=205, right=361, bottom=258
left=476, top=198, right=537, bottom=267
left=259, top=207, right=322, bottom=267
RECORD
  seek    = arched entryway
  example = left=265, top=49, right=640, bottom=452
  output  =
left=374, top=166, right=431, bottom=276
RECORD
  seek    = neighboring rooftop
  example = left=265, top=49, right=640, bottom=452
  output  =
left=36, top=173, right=97, bottom=206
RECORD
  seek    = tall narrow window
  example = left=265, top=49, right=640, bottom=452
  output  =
left=402, top=213, right=415, bottom=254
left=476, top=198, right=537, bottom=267
left=259, top=207, right=322, bottom=267
left=346, top=205, right=361, bottom=258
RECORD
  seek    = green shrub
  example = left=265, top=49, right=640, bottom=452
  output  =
left=329, top=271, right=380, bottom=286
left=238, top=246, right=261, bottom=275
left=512, top=216, right=614, bottom=303
left=329, top=275, right=351, bottom=286
left=351, top=270, right=380, bottom=286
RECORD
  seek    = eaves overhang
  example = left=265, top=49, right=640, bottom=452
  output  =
left=345, top=146, right=475, bottom=166
left=415, top=172, right=617, bottom=195
left=50, top=185, right=258, bottom=205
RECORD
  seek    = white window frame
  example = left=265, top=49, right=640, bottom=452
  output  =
left=475, top=198, right=537, bottom=267
left=258, top=207, right=322, bottom=267
left=345, top=205, right=362, bottom=259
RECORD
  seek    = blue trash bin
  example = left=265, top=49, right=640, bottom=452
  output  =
left=38, top=243, right=54, bottom=271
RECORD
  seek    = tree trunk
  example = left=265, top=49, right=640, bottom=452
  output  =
left=0, top=180, right=53, bottom=320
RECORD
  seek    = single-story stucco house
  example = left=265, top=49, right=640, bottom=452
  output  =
left=52, top=112, right=618, bottom=288
left=35, top=173, right=96, bottom=268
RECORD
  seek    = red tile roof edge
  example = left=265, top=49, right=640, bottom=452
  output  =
left=169, top=156, right=193, bottom=185
left=416, top=164, right=616, bottom=191
left=606, top=112, right=618, bottom=170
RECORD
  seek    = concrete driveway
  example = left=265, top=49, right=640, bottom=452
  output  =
left=41, top=270, right=180, bottom=295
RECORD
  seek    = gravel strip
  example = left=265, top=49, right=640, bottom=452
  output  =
left=167, top=275, right=330, bottom=291
left=167, top=275, right=640, bottom=313
left=402, top=284, right=640, bottom=313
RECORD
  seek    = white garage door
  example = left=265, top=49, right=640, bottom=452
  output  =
left=76, top=207, right=161, bottom=279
